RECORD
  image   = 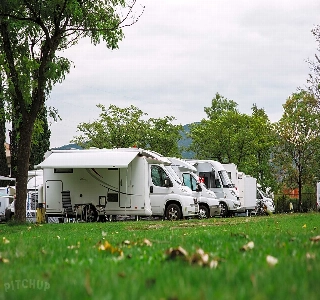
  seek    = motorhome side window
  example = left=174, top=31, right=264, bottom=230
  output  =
left=218, top=170, right=232, bottom=188
left=199, top=171, right=219, bottom=188
left=182, top=174, right=197, bottom=191
left=151, top=165, right=168, bottom=187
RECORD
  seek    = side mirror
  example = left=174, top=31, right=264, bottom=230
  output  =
left=196, top=183, right=202, bottom=192
left=164, top=177, right=173, bottom=187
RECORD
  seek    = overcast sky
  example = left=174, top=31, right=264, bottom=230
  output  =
left=46, top=0, right=320, bottom=148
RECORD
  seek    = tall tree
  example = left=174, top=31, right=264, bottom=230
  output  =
left=0, top=0, right=143, bottom=222
left=72, top=104, right=183, bottom=157
left=147, top=116, right=182, bottom=157
left=273, top=91, right=320, bottom=210
left=0, top=79, right=9, bottom=184
left=189, top=94, right=277, bottom=191
left=73, top=104, right=149, bottom=149
left=307, top=25, right=320, bottom=102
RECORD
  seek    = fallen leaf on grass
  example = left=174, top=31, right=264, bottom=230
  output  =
left=98, top=240, right=123, bottom=257
left=302, top=224, right=306, bottom=228
left=143, top=238, right=152, bottom=247
left=166, top=246, right=188, bottom=260
left=2, top=237, right=10, bottom=244
left=241, top=241, right=254, bottom=251
left=190, top=248, right=209, bottom=266
left=166, top=247, right=218, bottom=269
left=310, top=235, right=320, bottom=242
left=0, top=256, right=9, bottom=263
left=266, top=255, right=278, bottom=266
left=306, top=252, right=316, bottom=260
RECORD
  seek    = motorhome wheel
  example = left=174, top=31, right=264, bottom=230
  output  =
left=199, top=205, right=209, bottom=219
left=220, top=202, right=228, bottom=217
left=165, top=203, right=182, bottom=221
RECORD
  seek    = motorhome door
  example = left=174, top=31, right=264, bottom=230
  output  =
left=149, top=165, right=171, bottom=215
left=45, top=180, right=63, bottom=212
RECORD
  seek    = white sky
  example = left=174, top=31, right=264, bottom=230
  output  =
left=45, top=0, right=320, bottom=148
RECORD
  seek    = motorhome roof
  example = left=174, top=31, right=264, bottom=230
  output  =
left=168, top=157, right=197, bottom=172
left=37, top=148, right=170, bottom=169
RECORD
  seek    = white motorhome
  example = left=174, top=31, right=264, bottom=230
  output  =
left=37, top=148, right=198, bottom=222
left=0, top=176, right=15, bottom=221
left=167, top=157, right=221, bottom=218
left=186, top=160, right=241, bottom=217
left=2, top=172, right=42, bottom=222
left=256, top=187, right=275, bottom=213
left=222, top=164, right=257, bottom=214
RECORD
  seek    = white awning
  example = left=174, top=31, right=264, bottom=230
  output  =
left=37, top=150, right=139, bottom=169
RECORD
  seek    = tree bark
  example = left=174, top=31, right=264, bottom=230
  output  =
left=14, top=117, right=33, bottom=222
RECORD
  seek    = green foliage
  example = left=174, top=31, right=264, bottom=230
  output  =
left=189, top=94, right=277, bottom=191
left=29, top=106, right=51, bottom=168
left=72, top=104, right=183, bottom=157
left=273, top=90, right=320, bottom=202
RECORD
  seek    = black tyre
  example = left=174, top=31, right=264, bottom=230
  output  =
left=165, top=203, right=182, bottom=221
left=220, top=202, right=229, bottom=217
left=199, top=204, right=210, bottom=219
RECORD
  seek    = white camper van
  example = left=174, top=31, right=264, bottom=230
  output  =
left=2, top=172, right=42, bottom=222
left=37, top=148, right=198, bottom=222
left=222, top=164, right=257, bottom=214
left=0, top=176, right=15, bottom=221
left=167, top=157, right=220, bottom=218
left=256, top=187, right=275, bottom=213
left=186, top=160, right=241, bottom=217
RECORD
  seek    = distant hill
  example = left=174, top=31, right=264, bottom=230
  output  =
left=52, top=125, right=195, bottom=158
left=51, top=143, right=83, bottom=150
left=178, top=124, right=195, bottom=159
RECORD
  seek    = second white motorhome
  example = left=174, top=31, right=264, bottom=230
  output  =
left=167, top=157, right=221, bottom=218
left=222, top=163, right=257, bottom=214
left=37, top=148, right=198, bottom=222
left=256, top=187, right=275, bottom=213
left=186, top=160, right=241, bottom=217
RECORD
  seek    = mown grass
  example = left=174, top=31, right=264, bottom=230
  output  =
left=0, top=213, right=319, bottom=300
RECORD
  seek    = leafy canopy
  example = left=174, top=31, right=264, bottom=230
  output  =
left=72, top=104, right=183, bottom=157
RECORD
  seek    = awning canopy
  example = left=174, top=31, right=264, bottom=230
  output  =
left=37, top=150, right=139, bottom=169
left=37, top=148, right=171, bottom=169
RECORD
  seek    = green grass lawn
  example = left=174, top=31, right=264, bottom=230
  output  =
left=0, top=213, right=319, bottom=300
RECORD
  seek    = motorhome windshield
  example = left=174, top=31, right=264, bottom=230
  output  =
left=218, top=170, right=234, bottom=188
left=165, top=166, right=183, bottom=185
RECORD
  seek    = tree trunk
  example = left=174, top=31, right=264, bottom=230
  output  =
left=0, top=95, right=9, bottom=185
left=298, top=172, right=302, bottom=212
left=14, top=119, right=33, bottom=223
